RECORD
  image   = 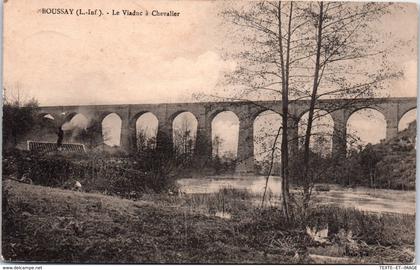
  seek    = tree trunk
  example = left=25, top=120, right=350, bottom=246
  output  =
left=302, top=1, right=324, bottom=210
left=276, top=1, right=292, bottom=220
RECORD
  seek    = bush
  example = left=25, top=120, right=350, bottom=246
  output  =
left=3, top=99, right=40, bottom=150
left=2, top=149, right=179, bottom=199
left=301, top=206, right=414, bottom=246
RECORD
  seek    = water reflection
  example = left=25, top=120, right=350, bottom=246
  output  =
left=177, top=176, right=415, bottom=215
left=178, top=175, right=282, bottom=196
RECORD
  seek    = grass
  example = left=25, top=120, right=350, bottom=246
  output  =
left=2, top=180, right=306, bottom=263
left=2, top=180, right=415, bottom=264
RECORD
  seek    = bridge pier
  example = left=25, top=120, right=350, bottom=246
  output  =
left=195, top=116, right=212, bottom=161
left=120, top=118, right=132, bottom=151
left=386, top=120, right=398, bottom=140
left=330, top=110, right=348, bottom=158
left=156, top=122, right=174, bottom=153
left=129, top=124, right=137, bottom=152
left=384, top=108, right=399, bottom=140
left=288, top=118, right=299, bottom=157
left=236, top=116, right=254, bottom=174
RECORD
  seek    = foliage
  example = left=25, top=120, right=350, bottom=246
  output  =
left=255, top=160, right=281, bottom=176
left=288, top=134, right=416, bottom=191
left=2, top=146, right=179, bottom=198
left=135, top=129, right=157, bottom=152
left=2, top=98, right=40, bottom=149
left=290, top=150, right=335, bottom=186
left=329, top=121, right=416, bottom=190
left=131, top=151, right=179, bottom=194
left=300, top=205, right=415, bottom=246
left=211, top=155, right=236, bottom=175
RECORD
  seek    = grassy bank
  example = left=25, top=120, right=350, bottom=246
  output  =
left=2, top=180, right=415, bottom=264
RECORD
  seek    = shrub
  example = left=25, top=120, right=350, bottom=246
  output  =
left=2, top=149, right=179, bottom=199
left=3, top=98, right=40, bottom=149
left=302, top=206, right=414, bottom=246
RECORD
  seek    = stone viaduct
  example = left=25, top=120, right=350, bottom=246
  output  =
left=38, top=97, right=417, bottom=173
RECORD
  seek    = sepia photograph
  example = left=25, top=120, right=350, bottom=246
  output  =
left=1, top=0, right=418, bottom=266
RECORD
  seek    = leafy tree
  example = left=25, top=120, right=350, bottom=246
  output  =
left=360, top=143, right=381, bottom=188
left=3, top=91, right=39, bottom=149
left=132, top=129, right=179, bottom=192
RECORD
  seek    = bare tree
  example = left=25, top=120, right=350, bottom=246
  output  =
left=222, top=1, right=313, bottom=220
left=136, top=128, right=157, bottom=151
left=222, top=1, right=400, bottom=218
left=297, top=2, right=397, bottom=210
left=173, top=115, right=196, bottom=163
left=212, top=135, right=223, bottom=159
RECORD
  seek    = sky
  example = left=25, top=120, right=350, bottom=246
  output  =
left=4, top=0, right=231, bottom=105
left=4, top=0, right=418, bottom=150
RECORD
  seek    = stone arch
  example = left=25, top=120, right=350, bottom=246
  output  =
left=253, top=110, right=282, bottom=173
left=398, top=108, right=417, bottom=132
left=298, top=109, right=334, bottom=156
left=208, top=108, right=241, bottom=124
left=168, top=110, right=199, bottom=125
left=211, top=110, right=240, bottom=160
left=172, top=111, right=198, bottom=158
left=101, top=113, right=122, bottom=146
left=249, top=107, right=281, bottom=122
left=133, top=112, right=159, bottom=150
left=131, top=111, right=153, bottom=129
left=97, top=111, right=123, bottom=123
left=346, top=108, right=387, bottom=148
left=398, top=105, right=417, bottom=122
left=347, top=105, right=387, bottom=120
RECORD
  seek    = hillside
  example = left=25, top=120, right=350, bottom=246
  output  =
left=373, top=121, right=416, bottom=190
left=2, top=180, right=414, bottom=264
left=1, top=180, right=308, bottom=263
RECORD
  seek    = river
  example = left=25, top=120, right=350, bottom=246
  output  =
left=177, top=175, right=415, bottom=215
